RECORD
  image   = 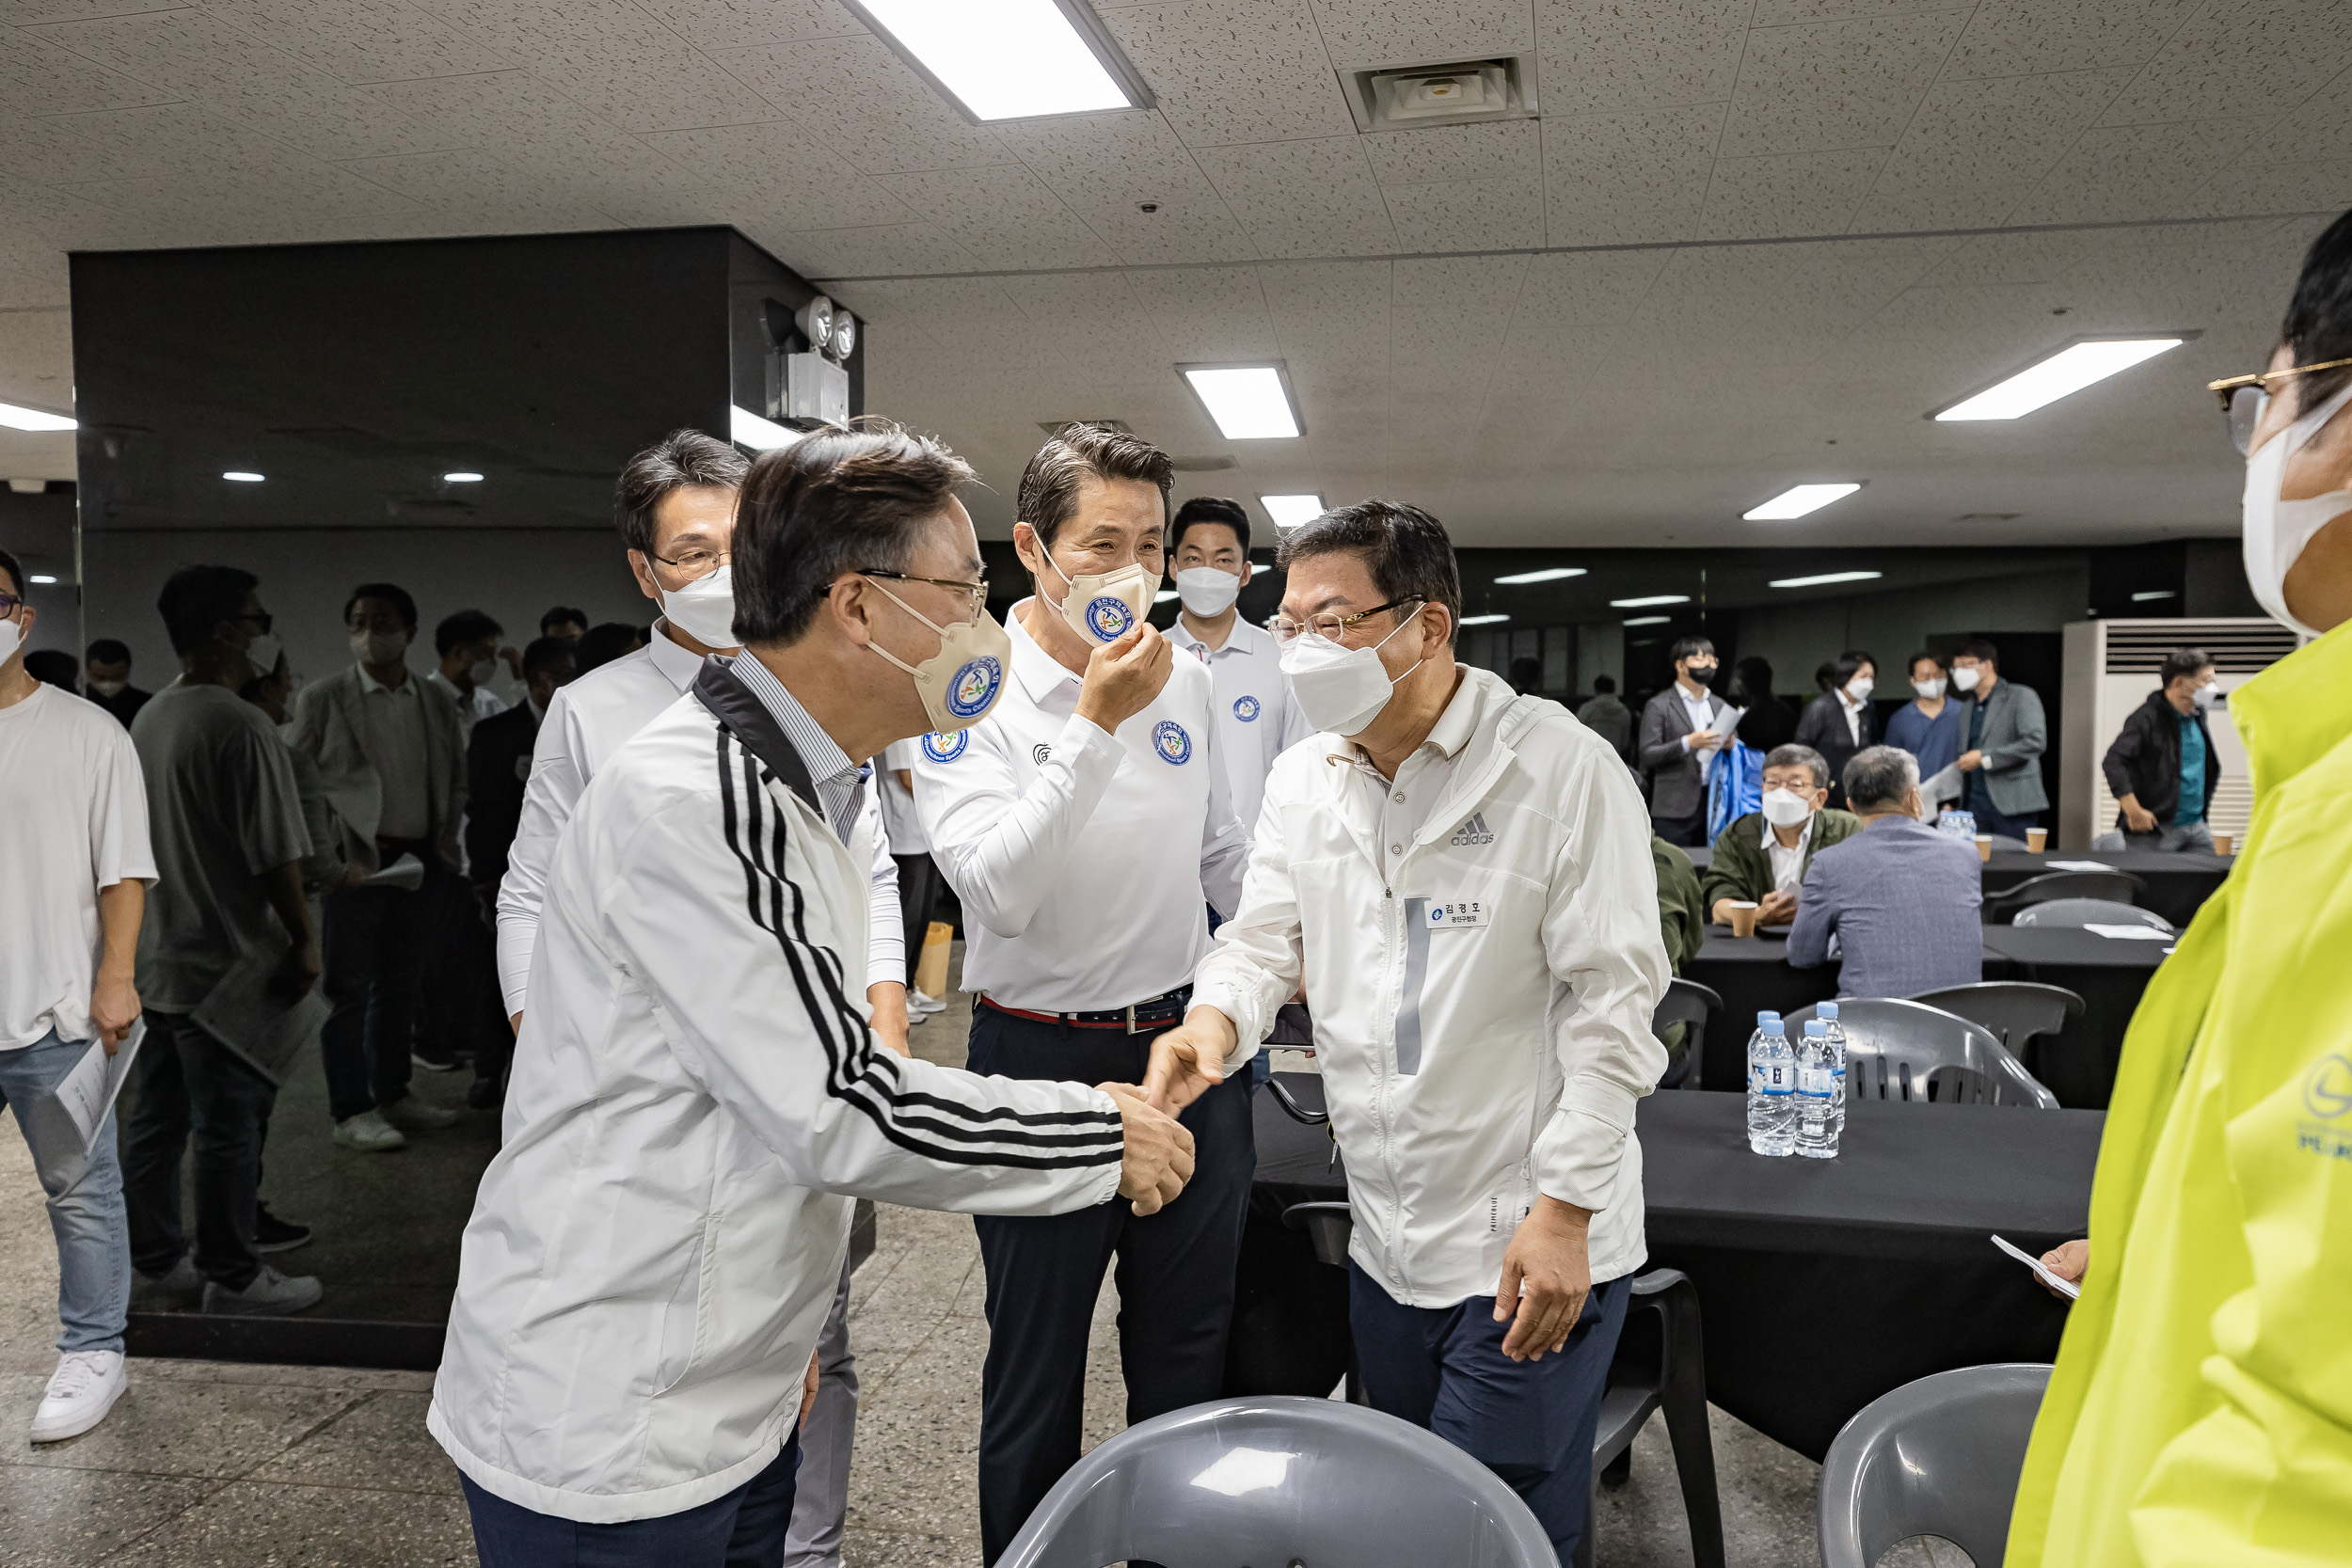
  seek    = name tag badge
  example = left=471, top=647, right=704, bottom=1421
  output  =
left=1426, top=899, right=1489, bottom=931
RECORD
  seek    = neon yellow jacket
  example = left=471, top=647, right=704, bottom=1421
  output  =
left=2008, top=620, right=2352, bottom=1568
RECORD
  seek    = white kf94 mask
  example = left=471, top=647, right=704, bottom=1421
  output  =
left=1760, top=788, right=1812, bottom=829
left=1279, top=611, right=1423, bottom=736
left=2243, top=379, right=2352, bottom=638
left=1174, top=567, right=1241, bottom=617
left=659, top=565, right=740, bottom=648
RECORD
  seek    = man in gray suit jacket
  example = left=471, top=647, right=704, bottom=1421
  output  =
left=1950, top=638, right=2048, bottom=842
left=1788, top=747, right=1983, bottom=999
left=1637, top=635, right=1728, bottom=847
left=286, top=581, right=466, bottom=1152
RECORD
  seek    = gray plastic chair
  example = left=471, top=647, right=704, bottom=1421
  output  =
left=1908, top=980, right=2086, bottom=1057
left=1982, top=868, right=2144, bottom=924
left=1652, top=976, right=1722, bottom=1090
left=2012, top=896, right=2172, bottom=933
left=994, top=1396, right=1559, bottom=1568
left=1819, top=1363, right=2052, bottom=1568
left=1783, top=998, right=2059, bottom=1109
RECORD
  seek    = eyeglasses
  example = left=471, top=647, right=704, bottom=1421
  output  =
left=1272, top=596, right=1422, bottom=643
left=0, top=591, right=23, bottom=617
left=233, top=610, right=274, bottom=633
left=855, top=569, right=990, bottom=620
left=647, top=546, right=730, bottom=582
left=2208, top=356, right=2352, bottom=454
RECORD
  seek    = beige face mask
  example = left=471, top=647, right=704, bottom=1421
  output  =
left=1043, top=556, right=1158, bottom=645
left=863, top=578, right=1012, bottom=734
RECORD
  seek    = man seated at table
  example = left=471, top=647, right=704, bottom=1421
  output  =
left=1698, top=743, right=1858, bottom=929
left=1787, top=746, right=1981, bottom=998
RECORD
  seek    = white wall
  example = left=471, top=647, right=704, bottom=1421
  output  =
left=1734, top=565, right=2090, bottom=693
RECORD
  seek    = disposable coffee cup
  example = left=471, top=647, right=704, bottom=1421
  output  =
left=2214, top=832, right=2233, bottom=856
left=2026, top=827, right=2048, bottom=852
left=1976, top=834, right=1994, bottom=862
left=1727, top=901, right=1760, bottom=938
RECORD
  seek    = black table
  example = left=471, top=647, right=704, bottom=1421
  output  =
left=1982, top=847, right=2231, bottom=928
left=1241, top=1078, right=2100, bottom=1460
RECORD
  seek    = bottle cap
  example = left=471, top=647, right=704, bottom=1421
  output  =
left=1818, top=1002, right=1840, bottom=1019
left=1756, top=1010, right=1782, bottom=1023
left=1804, top=1020, right=1828, bottom=1036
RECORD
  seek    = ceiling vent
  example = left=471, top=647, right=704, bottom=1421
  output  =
left=1341, top=55, right=1538, bottom=133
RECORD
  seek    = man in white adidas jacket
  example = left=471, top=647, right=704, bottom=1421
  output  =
left=1147, top=499, right=1669, bottom=1566
left=431, top=425, right=1194, bottom=1568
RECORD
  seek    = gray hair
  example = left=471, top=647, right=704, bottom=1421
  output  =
left=1764, top=743, right=1830, bottom=791
left=1843, top=745, right=1920, bottom=812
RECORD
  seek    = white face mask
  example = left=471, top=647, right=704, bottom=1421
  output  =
left=0, top=618, right=21, bottom=667
left=863, top=578, right=1012, bottom=734
left=1760, top=787, right=1813, bottom=828
left=349, top=627, right=404, bottom=666
left=88, top=677, right=127, bottom=697
left=2242, top=380, right=2352, bottom=637
left=246, top=632, right=284, bottom=685
left=468, top=657, right=500, bottom=687
left=1844, top=675, right=1874, bottom=703
left=1174, top=566, right=1240, bottom=618
left=1951, top=665, right=1981, bottom=693
left=660, top=563, right=740, bottom=648
left=1913, top=676, right=1946, bottom=700
left=1043, top=555, right=1158, bottom=646
left=1279, top=610, right=1422, bottom=736
left=2191, top=682, right=2221, bottom=711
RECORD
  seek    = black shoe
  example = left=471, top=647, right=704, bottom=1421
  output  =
left=411, top=1043, right=468, bottom=1072
left=252, top=1205, right=312, bottom=1255
left=466, top=1075, right=503, bottom=1111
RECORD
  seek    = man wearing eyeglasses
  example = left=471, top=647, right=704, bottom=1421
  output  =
left=907, top=423, right=1250, bottom=1562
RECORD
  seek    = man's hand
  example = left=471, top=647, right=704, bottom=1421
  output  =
left=866, top=981, right=912, bottom=1057
left=799, top=1351, right=820, bottom=1428
left=1142, top=1007, right=1237, bottom=1114
left=1686, top=729, right=1723, bottom=752
left=1099, top=1083, right=1195, bottom=1216
left=1756, top=889, right=1798, bottom=927
left=2121, top=796, right=2158, bottom=834
left=1495, top=1196, right=1594, bottom=1362
left=1073, top=624, right=1173, bottom=735
left=1957, top=749, right=1983, bottom=772
left=2040, top=1239, right=2088, bottom=1300
left=90, top=972, right=140, bottom=1055
left=342, top=863, right=369, bottom=888
left=269, top=941, right=322, bottom=1002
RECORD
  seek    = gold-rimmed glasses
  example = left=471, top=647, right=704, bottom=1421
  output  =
left=2209, top=355, right=2352, bottom=454
left=1272, top=596, right=1422, bottom=643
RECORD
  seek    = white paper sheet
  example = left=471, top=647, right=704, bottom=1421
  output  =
left=363, top=852, right=425, bottom=892
left=2083, top=923, right=2174, bottom=941
left=1920, top=763, right=1965, bottom=803
left=1698, top=704, right=1745, bottom=783
left=2044, top=859, right=2113, bottom=872
left=191, top=949, right=331, bottom=1084
left=1993, top=1233, right=2080, bottom=1300
left=56, top=1019, right=143, bottom=1157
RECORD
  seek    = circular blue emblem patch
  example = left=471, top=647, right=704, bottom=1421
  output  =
left=2306, top=1053, right=2352, bottom=1119
left=1232, top=694, right=1261, bottom=722
left=945, top=655, right=1002, bottom=720
left=1152, top=721, right=1192, bottom=765
left=1428, top=904, right=1446, bottom=926
left=921, top=730, right=968, bottom=764
left=1085, top=594, right=1135, bottom=641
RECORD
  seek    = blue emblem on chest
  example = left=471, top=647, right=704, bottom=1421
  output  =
left=1152, top=721, right=1192, bottom=765
left=921, top=730, right=968, bottom=763
left=1232, top=694, right=1261, bottom=721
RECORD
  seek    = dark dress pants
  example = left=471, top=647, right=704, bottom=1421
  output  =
left=893, top=852, right=939, bottom=987
left=965, top=1005, right=1255, bottom=1563
left=462, top=1430, right=801, bottom=1568
left=1652, top=805, right=1708, bottom=848
left=320, top=860, right=432, bottom=1122
left=1966, top=796, right=2041, bottom=843
left=122, top=1012, right=275, bottom=1291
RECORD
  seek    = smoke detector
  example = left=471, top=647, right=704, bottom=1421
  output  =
left=1341, top=55, right=1537, bottom=133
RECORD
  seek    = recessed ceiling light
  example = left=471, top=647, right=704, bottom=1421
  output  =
left=1610, top=594, right=1690, bottom=609
left=28, top=574, right=58, bottom=584
left=1153, top=589, right=1180, bottom=604
left=1768, top=570, right=1884, bottom=589
left=2131, top=589, right=2177, bottom=602
left=1494, top=567, right=1585, bottom=585
left=443, top=470, right=484, bottom=483
left=1622, top=615, right=1670, bottom=626
left=1184, top=364, right=1301, bottom=439
left=1933, top=338, right=2185, bottom=421
left=846, top=0, right=1148, bottom=123
left=1743, top=483, right=1861, bottom=521
left=1259, top=493, right=1324, bottom=530
left=223, top=470, right=264, bottom=483
left=730, top=405, right=800, bottom=451
left=1459, top=613, right=1509, bottom=626
left=0, top=401, right=74, bottom=432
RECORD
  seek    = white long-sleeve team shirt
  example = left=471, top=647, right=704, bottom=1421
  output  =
left=495, top=622, right=901, bottom=1015
left=1192, top=666, right=1670, bottom=1306
left=1166, top=613, right=1313, bottom=834
left=430, top=663, right=1125, bottom=1522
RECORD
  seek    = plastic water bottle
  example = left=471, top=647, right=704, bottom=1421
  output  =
left=1796, top=1021, right=1836, bottom=1158
left=1938, top=808, right=1977, bottom=841
left=1819, top=1001, right=1849, bottom=1140
left=1747, top=1010, right=1795, bottom=1156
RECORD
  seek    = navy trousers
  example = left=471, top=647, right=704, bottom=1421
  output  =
left=1349, top=1263, right=1631, bottom=1566
left=966, top=1006, right=1255, bottom=1563
left=461, top=1432, right=800, bottom=1568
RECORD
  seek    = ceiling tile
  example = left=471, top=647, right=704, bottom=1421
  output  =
left=872, top=165, right=1120, bottom=270
left=1194, top=135, right=1401, bottom=257
left=1943, top=0, right=2201, bottom=81
left=1100, top=1, right=1357, bottom=148
left=1535, top=0, right=1751, bottom=116
left=2250, top=68, right=2352, bottom=162
left=1843, top=182, right=2026, bottom=232
left=2008, top=118, right=2269, bottom=224
left=1540, top=103, right=1721, bottom=245
left=993, top=109, right=1259, bottom=264
left=1717, top=9, right=1969, bottom=159
left=1506, top=250, right=1669, bottom=330
left=1305, top=0, right=1534, bottom=69
left=0, top=27, right=176, bottom=114
left=1697, top=147, right=1885, bottom=238
left=641, top=120, right=915, bottom=228
left=1870, top=69, right=2134, bottom=199
left=8, top=101, right=293, bottom=182
left=2185, top=157, right=2352, bottom=220
left=770, top=221, right=979, bottom=279
left=632, top=0, right=864, bottom=51
left=529, top=39, right=776, bottom=134
left=1362, top=118, right=1538, bottom=184
left=2097, top=1, right=2352, bottom=127
left=199, top=0, right=515, bottom=85
left=723, top=33, right=1009, bottom=173
left=63, top=156, right=431, bottom=238
left=362, top=68, right=606, bottom=150
left=1124, top=265, right=1279, bottom=360
left=1750, top=0, right=1975, bottom=20
left=1386, top=173, right=1545, bottom=250
left=337, top=146, right=619, bottom=226
left=0, top=0, right=169, bottom=20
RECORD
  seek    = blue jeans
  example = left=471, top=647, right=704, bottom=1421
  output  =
left=462, top=1431, right=800, bottom=1568
left=0, top=1029, right=131, bottom=1354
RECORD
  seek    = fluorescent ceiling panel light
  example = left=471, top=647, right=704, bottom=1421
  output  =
left=1494, top=567, right=1585, bottom=585
left=28, top=574, right=57, bottom=584
left=443, top=470, right=484, bottom=483
left=1768, top=570, right=1884, bottom=589
left=2132, top=589, right=2177, bottom=602
left=1153, top=589, right=1180, bottom=604
left=1610, top=594, right=1689, bottom=609
left=1934, top=338, right=2184, bottom=421
left=1743, top=483, right=1861, bottom=521
left=730, top=405, right=800, bottom=451
left=223, top=470, right=264, bottom=482
left=0, top=400, right=73, bottom=432
left=1459, top=613, right=1509, bottom=626
left=1259, top=493, right=1324, bottom=530
left=850, top=0, right=1143, bottom=122
left=1622, top=615, right=1670, bottom=626
left=1184, top=365, right=1300, bottom=439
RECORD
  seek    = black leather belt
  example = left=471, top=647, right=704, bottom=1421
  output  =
left=979, top=988, right=1191, bottom=1034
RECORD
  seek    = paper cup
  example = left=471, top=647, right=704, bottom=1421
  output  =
left=2214, top=832, right=2233, bottom=856
left=1727, top=901, right=1760, bottom=938
left=1975, top=834, right=1994, bottom=862
left=2026, top=828, right=2047, bottom=852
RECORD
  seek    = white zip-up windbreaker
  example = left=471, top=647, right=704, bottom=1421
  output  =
left=1193, top=668, right=1670, bottom=1306
left=430, top=673, right=1125, bottom=1522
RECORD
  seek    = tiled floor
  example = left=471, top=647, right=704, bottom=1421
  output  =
left=0, top=975, right=1970, bottom=1565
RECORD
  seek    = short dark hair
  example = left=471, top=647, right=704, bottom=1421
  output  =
left=576, top=623, right=644, bottom=673
left=86, top=639, right=131, bottom=665
left=1170, top=496, right=1250, bottom=556
left=1275, top=499, right=1463, bottom=637
left=345, top=581, right=417, bottom=628
left=159, top=565, right=260, bottom=656
left=540, top=605, right=588, bottom=634
left=1764, top=743, right=1830, bottom=791
left=1820, top=649, right=1876, bottom=690
left=1507, top=656, right=1543, bottom=694
left=1959, top=637, right=1999, bottom=667
left=25, top=650, right=76, bottom=690
left=435, top=609, right=502, bottom=657
left=0, top=546, right=23, bottom=597
left=1592, top=673, right=1616, bottom=693
left=734, top=420, right=978, bottom=646
left=2279, top=207, right=2352, bottom=418
left=614, top=430, right=748, bottom=555
left=1016, top=423, right=1172, bottom=549
left=521, top=635, right=576, bottom=681
left=1843, top=745, right=1920, bottom=811
left=2161, top=646, right=2214, bottom=687
left=1908, top=649, right=1946, bottom=675
left=1669, top=635, right=1715, bottom=665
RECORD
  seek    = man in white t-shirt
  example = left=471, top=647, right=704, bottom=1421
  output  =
left=0, top=546, right=156, bottom=1444
left=1163, top=496, right=1311, bottom=835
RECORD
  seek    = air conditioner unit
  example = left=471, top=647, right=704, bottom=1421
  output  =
left=2058, top=617, right=2306, bottom=850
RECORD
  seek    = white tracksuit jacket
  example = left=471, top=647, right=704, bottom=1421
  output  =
left=1192, top=667, right=1670, bottom=1307
left=429, top=673, right=1126, bottom=1522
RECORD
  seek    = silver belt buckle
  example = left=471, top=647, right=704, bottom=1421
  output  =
left=1125, top=1004, right=1139, bottom=1035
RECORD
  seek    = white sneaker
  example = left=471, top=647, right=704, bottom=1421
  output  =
left=202, top=1265, right=323, bottom=1316
left=30, top=1350, right=126, bottom=1442
left=909, top=990, right=948, bottom=1017
left=379, top=1094, right=462, bottom=1132
left=333, top=1110, right=406, bottom=1151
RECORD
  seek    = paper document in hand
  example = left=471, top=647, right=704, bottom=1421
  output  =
left=363, top=852, right=425, bottom=892
left=1698, top=705, right=1745, bottom=783
left=1919, top=763, right=1965, bottom=803
left=2083, top=924, right=2173, bottom=941
left=1993, top=1233, right=2080, bottom=1300
left=56, top=1020, right=144, bottom=1157
left=192, top=949, right=331, bottom=1084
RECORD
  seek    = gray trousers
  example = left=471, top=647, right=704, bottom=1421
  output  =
left=2092, top=819, right=2214, bottom=853
left=785, top=1254, right=858, bottom=1568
